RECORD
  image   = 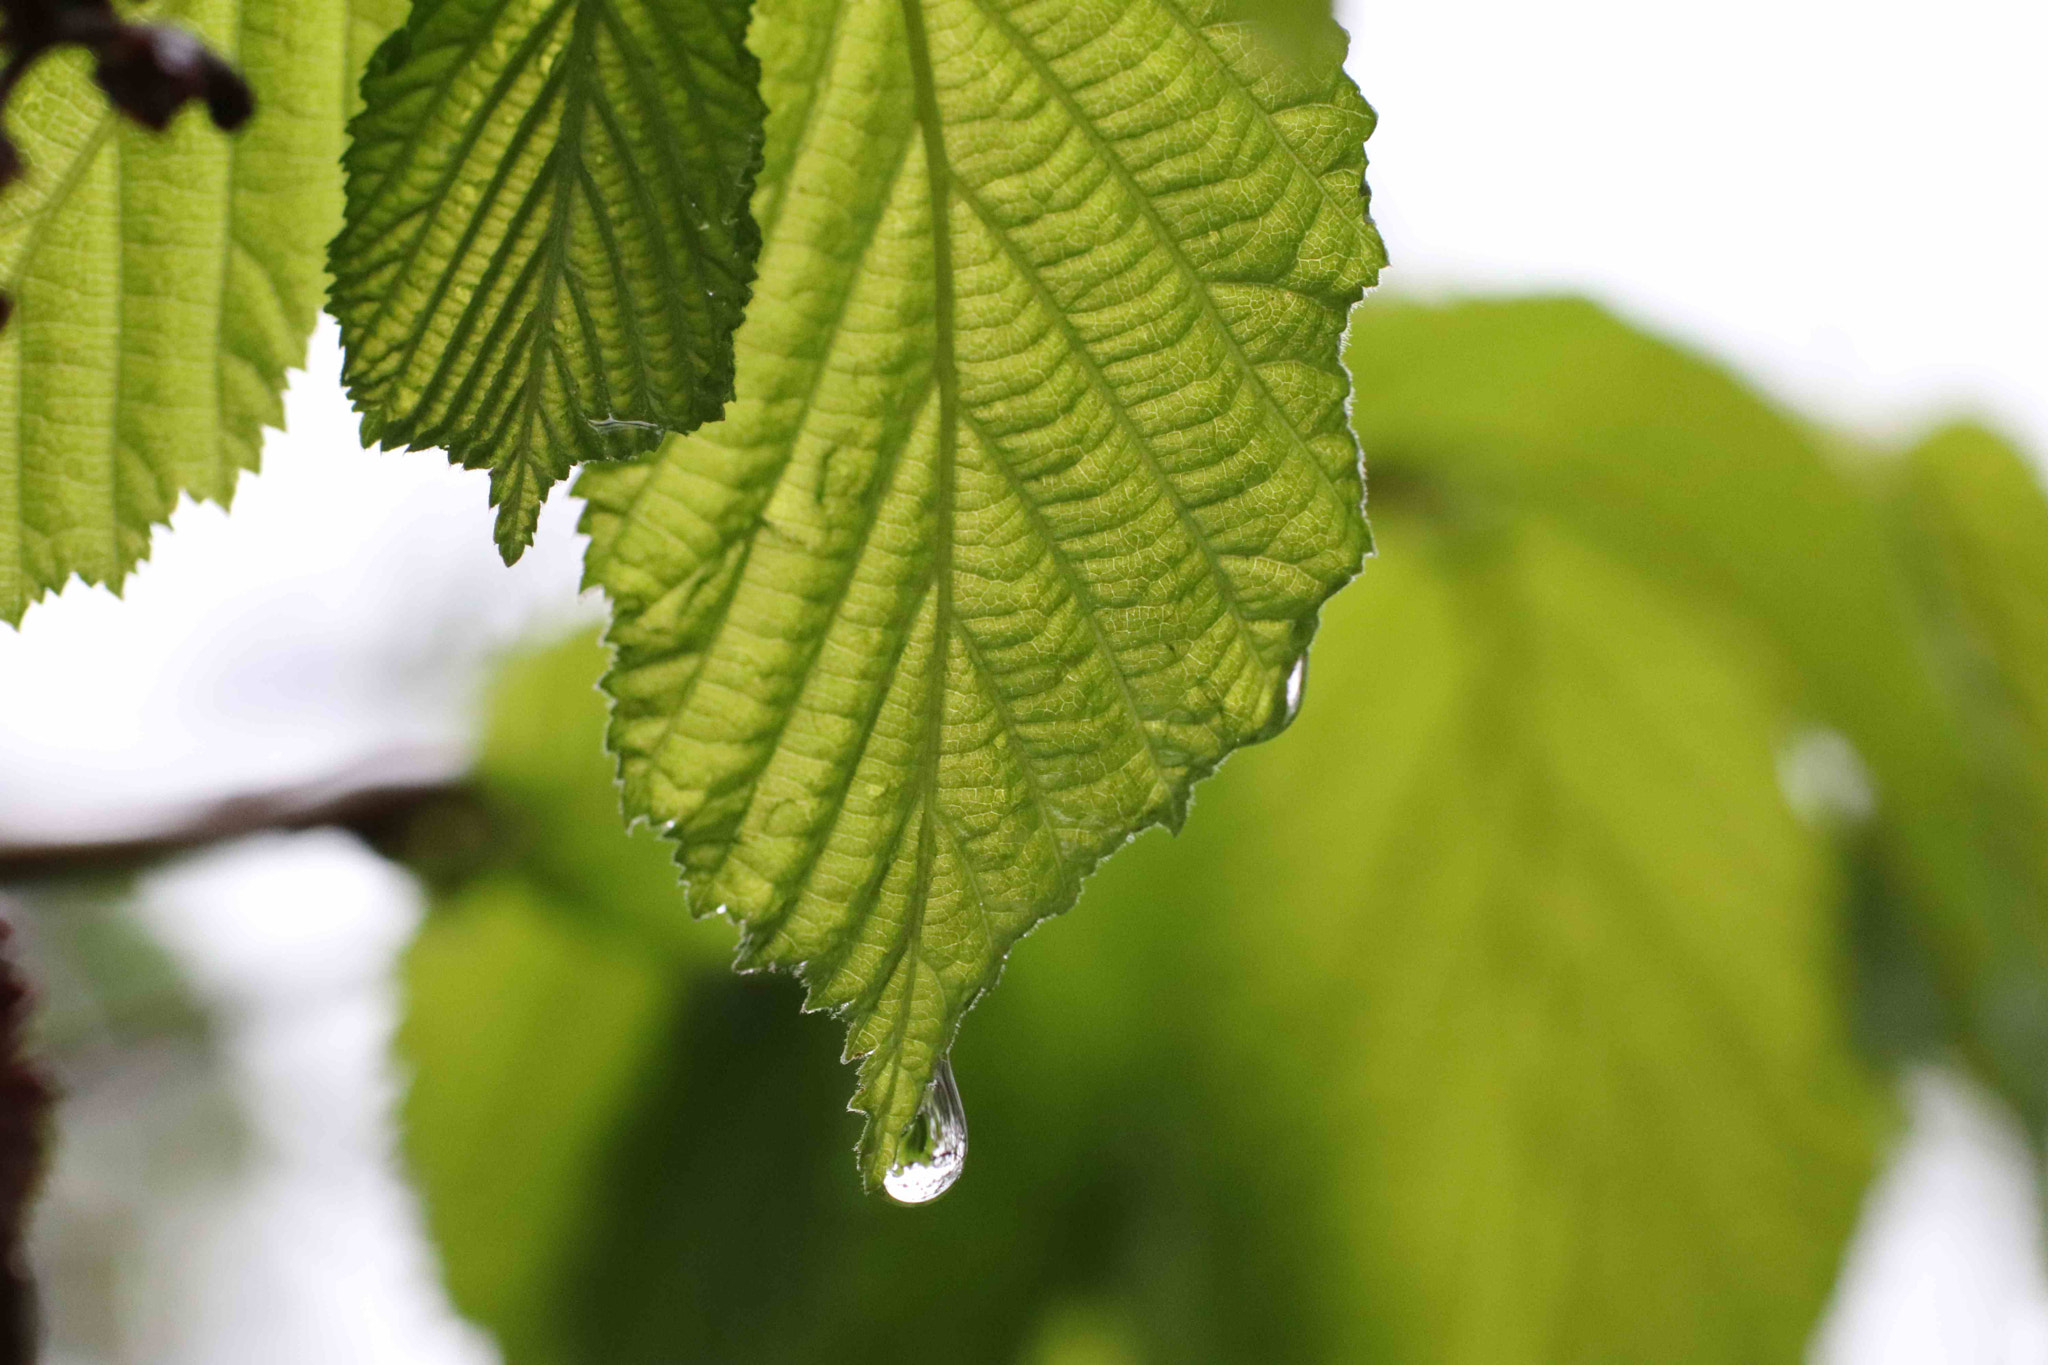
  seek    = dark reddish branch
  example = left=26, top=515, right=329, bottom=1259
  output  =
left=0, top=922, right=50, bottom=1365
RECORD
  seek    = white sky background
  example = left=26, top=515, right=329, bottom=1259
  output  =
left=5, top=0, right=2048, bottom=1357
left=1344, top=0, right=2048, bottom=455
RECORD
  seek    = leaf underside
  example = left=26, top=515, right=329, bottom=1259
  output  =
left=331, top=0, right=765, bottom=560
left=0, top=0, right=406, bottom=625
left=579, top=0, right=1384, bottom=1183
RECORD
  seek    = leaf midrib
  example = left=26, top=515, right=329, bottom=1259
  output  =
left=885, top=0, right=958, bottom=1122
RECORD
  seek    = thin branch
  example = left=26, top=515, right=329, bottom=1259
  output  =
left=0, top=751, right=484, bottom=882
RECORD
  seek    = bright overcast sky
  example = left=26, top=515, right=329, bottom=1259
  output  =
left=1342, top=0, right=2048, bottom=453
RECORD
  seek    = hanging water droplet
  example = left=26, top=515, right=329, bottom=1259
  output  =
left=1275, top=653, right=1308, bottom=732
left=883, top=1054, right=967, bottom=1205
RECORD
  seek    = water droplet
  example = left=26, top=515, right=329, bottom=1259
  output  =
left=883, top=1055, right=967, bottom=1205
left=1274, top=653, right=1308, bottom=731
left=587, top=415, right=664, bottom=436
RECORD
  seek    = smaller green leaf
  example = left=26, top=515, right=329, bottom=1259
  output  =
left=1897, top=424, right=2048, bottom=760
left=1218, top=0, right=1336, bottom=63
left=330, top=0, right=765, bottom=558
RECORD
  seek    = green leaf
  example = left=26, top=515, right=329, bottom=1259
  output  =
left=1894, top=424, right=2048, bottom=780
left=1158, top=504, right=1888, bottom=1363
left=1221, top=0, right=1336, bottom=63
left=466, top=629, right=708, bottom=951
left=1349, top=298, right=2048, bottom=1137
left=330, top=0, right=766, bottom=560
left=577, top=0, right=1384, bottom=1183
left=1880, top=423, right=2048, bottom=1109
left=0, top=0, right=406, bottom=625
left=400, top=875, right=691, bottom=1362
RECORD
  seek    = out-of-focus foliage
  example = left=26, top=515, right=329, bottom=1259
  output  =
left=1193, top=507, right=1884, bottom=1364
left=574, top=0, right=1386, bottom=1181
left=1220, top=0, right=1337, bottom=61
left=402, top=878, right=685, bottom=1360
left=388, top=297, right=2048, bottom=1364
left=0, top=0, right=407, bottom=624
left=404, top=523, right=1883, bottom=1361
left=1351, top=300, right=2048, bottom=1138
left=1876, top=422, right=2048, bottom=1117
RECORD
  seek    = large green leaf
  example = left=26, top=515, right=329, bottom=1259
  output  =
left=577, top=0, right=1384, bottom=1185
left=0, top=0, right=406, bottom=624
left=331, top=0, right=765, bottom=559
left=1349, top=298, right=2048, bottom=1136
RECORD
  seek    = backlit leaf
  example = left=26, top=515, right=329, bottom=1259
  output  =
left=578, top=0, right=1384, bottom=1182
left=0, top=0, right=406, bottom=624
left=331, top=0, right=766, bottom=558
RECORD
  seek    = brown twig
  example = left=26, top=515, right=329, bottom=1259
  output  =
left=0, top=752, right=483, bottom=883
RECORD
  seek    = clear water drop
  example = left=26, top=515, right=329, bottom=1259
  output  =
left=1275, top=653, right=1308, bottom=731
left=883, top=1055, right=967, bottom=1205
left=587, top=415, right=664, bottom=436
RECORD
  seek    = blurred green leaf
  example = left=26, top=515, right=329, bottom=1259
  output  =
left=465, top=630, right=697, bottom=952
left=1135, top=503, right=1887, bottom=1363
left=1218, top=0, right=1337, bottom=62
left=1350, top=298, right=2048, bottom=1135
left=578, top=0, right=1385, bottom=1182
left=0, top=0, right=406, bottom=624
left=400, top=875, right=689, bottom=1361
left=331, top=0, right=765, bottom=558
left=1892, top=423, right=2048, bottom=835
left=1877, top=423, right=2048, bottom=1089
